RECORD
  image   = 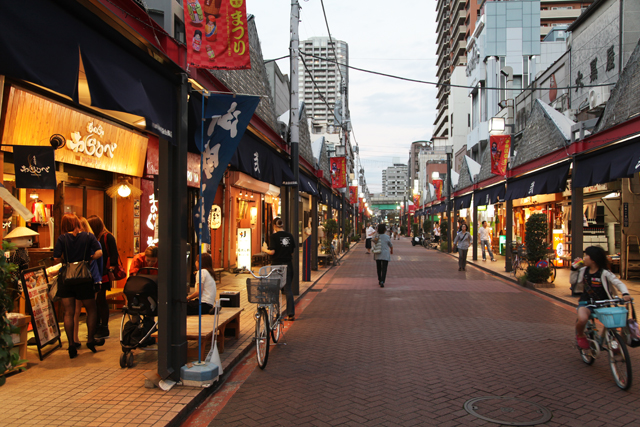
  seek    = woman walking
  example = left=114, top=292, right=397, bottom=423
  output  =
left=373, top=223, right=393, bottom=287
left=88, top=215, right=120, bottom=338
left=53, top=214, right=104, bottom=358
left=262, top=217, right=296, bottom=321
left=453, top=223, right=472, bottom=271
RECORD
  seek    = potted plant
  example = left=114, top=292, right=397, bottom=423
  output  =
left=422, top=219, right=432, bottom=235
left=440, top=220, right=449, bottom=252
left=322, top=219, right=338, bottom=254
left=524, top=213, right=552, bottom=287
left=1, top=241, right=25, bottom=385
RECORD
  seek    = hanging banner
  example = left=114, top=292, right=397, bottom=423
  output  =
left=194, top=93, right=260, bottom=244
left=183, top=0, right=251, bottom=70
left=330, top=157, right=347, bottom=189
left=490, top=135, right=511, bottom=176
left=413, top=194, right=420, bottom=206
left=348, top=186, right=358, bottom=204
left=13, top=146, right=57, bottom=189
left=358, top=197, right=364, bottom=214
left=433, top=179, right=443, bottom=199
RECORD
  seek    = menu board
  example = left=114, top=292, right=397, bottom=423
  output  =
left=21, top=267, right=61, bottom=360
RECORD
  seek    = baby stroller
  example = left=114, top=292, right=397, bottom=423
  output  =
left=119, top=268, right=158, bottom=368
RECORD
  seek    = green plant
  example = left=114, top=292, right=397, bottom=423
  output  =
left=440, top=220, right=449, bottom=243
left=1, top=241, right=23, bottom=385
left=518, top=273, right=529, bottom=287
left=411, top=223, right=419, bottom=237
left=525, top=213, right=551, bottom=283
left=322, top=219, right=339, bottom=253
left=422, top=219, right=432, bottom=234
left=440, top=241, right=448, bottom=252
left=400, top=226, right=407, bottom=236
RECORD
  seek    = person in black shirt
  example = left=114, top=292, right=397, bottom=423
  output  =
left=575, top=246, right=631, bottom=350
left=262, top=217, right=296, bottom=321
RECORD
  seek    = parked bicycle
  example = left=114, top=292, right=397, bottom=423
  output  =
left=578, top=297, right=633, bottom=390
left=545, top=248, right=557, bottom=283
left=246, top=266, right=287, bottom=369
left=511, top=243, right=528, bottom=278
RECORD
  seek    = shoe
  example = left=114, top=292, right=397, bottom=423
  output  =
left=68, top=346, right=78, bottom=359
left=74, top=342, right=81, bottom=349
left=287, top=315, right=295, bottom=322
left=576, top=335, right=590, bottom=350
left=491, top=259, right=497, bottom=262
left=458, top=268, right=462, bottom=271
left=381, top=282, right=384, bottom=287
left=94, top=327, right=110, bottom=339
left=86, top=339, right=106, bottom=353
left=463, top=268, right=466, bottom=271
left=483, top=259, right=486, bottom=262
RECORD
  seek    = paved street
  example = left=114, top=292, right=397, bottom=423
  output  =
left=185, top=237, right=640, bottom=427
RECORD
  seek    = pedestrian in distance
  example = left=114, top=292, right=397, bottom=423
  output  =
left=575, top=246, right=631, bottom=350
left=453, top=223, right=472, bottom=271
left=365, top=223, right=375, bottom=254
left=262, top=217, right=296, bottom=321
left=479, top=221, right=497, bottom=262
left=373, top=223, right=393, bottom=287
left=391, top=224, right=398, bottom=240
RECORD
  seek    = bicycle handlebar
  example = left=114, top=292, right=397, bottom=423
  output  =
left=586, top=297, right=634, bottom=308
left=246, top=266, right=285, bottom=280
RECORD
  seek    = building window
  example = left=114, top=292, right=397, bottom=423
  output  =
left=606, top=46, right=615, bottom=71
left=590, top=58, right=598, bottom=82
left=174, top=16, right=186, bottom=44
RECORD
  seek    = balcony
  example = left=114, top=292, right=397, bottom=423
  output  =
left=541, top=9, right=582, bottom=19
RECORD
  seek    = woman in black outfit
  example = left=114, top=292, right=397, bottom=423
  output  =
left=53, top=214, right=104, bottom=358
left=88, top=215, right=119, bottom=338
left=262, top=217, right=296, bottom=321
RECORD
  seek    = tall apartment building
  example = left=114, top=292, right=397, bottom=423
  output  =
left=540, top=0, right=594, bottom=39
left=382, top=164, right=409, bottom=198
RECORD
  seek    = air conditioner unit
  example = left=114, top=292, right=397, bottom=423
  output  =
left=589, top=86, right=611, bottom=110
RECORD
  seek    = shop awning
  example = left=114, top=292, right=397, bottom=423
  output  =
left=299, top=173, right=318, bottom=196
left=319, top=186, right=331, bottom=205
left=454, top=193, right=473, bottom=210
left=505, top=162, right=570, bottom=201
left=475, top=183, right=506, bottom=206
left=573, top=137, right=640, bottom=188
left=0, top=0, right=178, bottom=143
left=230, top=132, right=294, bottom=187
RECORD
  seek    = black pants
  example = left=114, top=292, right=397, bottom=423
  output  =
left=376, top=260, right=389, bottom=283
left=458, top=249, right=468, bottom=270
left=186, top=299, right=214, bottom=315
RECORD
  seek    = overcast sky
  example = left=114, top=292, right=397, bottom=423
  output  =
left=246, top=1, right=438, bottom=194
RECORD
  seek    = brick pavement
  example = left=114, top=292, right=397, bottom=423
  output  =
left=197, top=237, right=640, bottom=427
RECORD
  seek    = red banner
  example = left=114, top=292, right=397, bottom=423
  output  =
left=413, top=194, right=420, bottom=206
left=349, top=186, right=358, bottom=204
left=330, top=157, right=347, bottom=189
left=433, top=179, right=443, bottom=199
left=490, top=135, right=511, bottom=176
left=183, top=0, right=251, bottom=70
left=358, top=197, right=364, bottom=214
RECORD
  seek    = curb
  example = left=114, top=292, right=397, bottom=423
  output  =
left=167, top=243, right=356, bottom=426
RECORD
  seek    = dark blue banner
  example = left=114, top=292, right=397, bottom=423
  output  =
left=14, top=146, right=57, bottom=189
left=194, top=93, right=260, bottom=244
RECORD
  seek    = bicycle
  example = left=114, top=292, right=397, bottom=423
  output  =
left=545, top=248, right=557, bottom=283
left=578, top=297, right=633, bottom=390
left=511, top=244, right=528, bottom=278
left=246, top=265, right=287, bottom=369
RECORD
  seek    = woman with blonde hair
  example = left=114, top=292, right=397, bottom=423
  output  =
left=53, top=214, right=104, bottom=358
left=88, top=215, right=119, bottom=338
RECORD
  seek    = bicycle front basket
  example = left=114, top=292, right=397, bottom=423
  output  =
left=593, top=306, right=628, bottom=328
left=246, top=278, right=280, bottom=305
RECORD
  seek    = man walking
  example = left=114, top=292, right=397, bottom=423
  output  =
left=479, top=221, right=497, bottom=262
left=365, top=223, right=376, bottom=254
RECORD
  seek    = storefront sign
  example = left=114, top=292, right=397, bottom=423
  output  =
left=624, top=202, right=629, bottom=227
left=237, top=228, right=251, bottom=270
left=330, top=157, right=347, bottom=189
left=13, top=146, right=57, bottom=189
left=490, top=135, right=510, bottom=176
left=553, top=229, right=564, bottom=266
left=209, top=204, right=222, bottom=229
left=3, top=87, right=148, bottom=177
left=20, top=267, right=61, bottom=356
left=183, top=0, right=251, bottom=70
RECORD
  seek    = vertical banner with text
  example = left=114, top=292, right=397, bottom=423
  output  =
left=330, top=156, right=347, bottom=189
left=183, top=0, right=251, bottom=70
left=490, top=135, right=511, bottom=176
left=348, top=186, right=358, bottom=204
left=433, top=179, right=443, bottom=199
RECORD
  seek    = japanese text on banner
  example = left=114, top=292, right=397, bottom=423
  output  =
left=490, top=135, right=511, bottom=176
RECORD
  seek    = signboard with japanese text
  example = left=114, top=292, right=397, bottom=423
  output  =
left=237, top=228, right=251, bottom=270
left=552, top=229, right=564, bottom=267
left=183, top=0, right=251, bottom=70
left=490, top=135, right=511, bottom=176
left=433, top=179, right=443, bottom=200
left=330, top=157, right=347, bottom=189
left=348, top=186, right=358, bottom=204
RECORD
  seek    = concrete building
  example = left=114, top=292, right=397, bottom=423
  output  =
left=383, top=164, right=409, bottom=198
left=265, top=62, right=290, bottom=118
left=141, top=0, right=185, bottom=43
left=540, top=0, right=594, bottom=39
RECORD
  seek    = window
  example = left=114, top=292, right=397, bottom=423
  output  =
left=174, top=16, right=186, bottom=44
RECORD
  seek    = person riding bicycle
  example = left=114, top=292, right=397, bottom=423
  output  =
left=575, top=246, right=631, bottom=350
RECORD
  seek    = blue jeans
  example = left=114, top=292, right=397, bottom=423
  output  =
left=481, top=240, right=494, bottom=260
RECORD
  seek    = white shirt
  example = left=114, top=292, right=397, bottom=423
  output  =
left=366, top=226, right=376, bottom=239
left=195, top=269, right=217, bottom=306
left=478, top=226, right=491, bottom=241
left=433, top=226, right=440, bottom=236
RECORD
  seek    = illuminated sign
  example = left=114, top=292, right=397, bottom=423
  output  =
left=237, top=228, right=251, bottom=270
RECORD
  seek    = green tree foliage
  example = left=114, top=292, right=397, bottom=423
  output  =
left=525, top=213, right=551, bottom=283
left=1, top=241, right=23, bottom=385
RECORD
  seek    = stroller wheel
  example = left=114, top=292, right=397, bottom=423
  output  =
left=119, top=352, right=127, bottom=368
left=126, top=352, right=134, bottom=368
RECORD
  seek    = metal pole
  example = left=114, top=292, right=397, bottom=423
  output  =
left=505, top=199, right=513, bottom=272
left=446, top=149, right=453, bottom=252
left=290, top=0, right=300, bottom=296
left=472, top=193, right=478, bottom=261
left=571, top=157, right=584, bottom=263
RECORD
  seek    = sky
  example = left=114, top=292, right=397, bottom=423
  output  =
left=246, top=1, right=439, bottom=194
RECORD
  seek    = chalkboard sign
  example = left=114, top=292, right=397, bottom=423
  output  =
left=21, top=267, right=61, bottom=360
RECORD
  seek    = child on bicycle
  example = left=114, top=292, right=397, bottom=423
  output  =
left=575, top=246, right=631, bottom=349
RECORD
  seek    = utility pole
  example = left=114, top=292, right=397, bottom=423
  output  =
left=290, top=0, right=300, bottom=295
left=446, top=146, right=453, bottom=251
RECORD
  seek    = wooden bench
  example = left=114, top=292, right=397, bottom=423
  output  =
left=186, top=307, right=244, bottom=360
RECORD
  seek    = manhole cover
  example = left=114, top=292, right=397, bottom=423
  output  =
left=464, top=396, right=552, bottom=426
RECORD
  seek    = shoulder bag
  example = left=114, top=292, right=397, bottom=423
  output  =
left=372, top=234, right=383, bottom=254
left=101, top=233, right=127, bottom=282
left=58, top=235, right=93, bottom=287
left=626, top=303, right=640, bottom=348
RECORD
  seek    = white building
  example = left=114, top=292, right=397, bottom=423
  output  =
left=383, top=164, right=409, bottom=198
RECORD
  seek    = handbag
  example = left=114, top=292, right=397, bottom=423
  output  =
left=372, top=235, right=382, bottom=254
left=58, top=236, right=93, bottom=287
left=101, top=233, right=127, bottom=282
left=48, top=276, right=59, bottom=301
left=626, top=303, right=640, bottom=348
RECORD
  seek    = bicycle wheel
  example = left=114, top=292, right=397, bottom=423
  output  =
left=255, top=307, right=270, bottom=369
left=607, top=330, right=632, bottom=390
left=270, top=304, right=283, bottom=343
left=549, top=261, right=557, bottom=283
left=512, top=258, right=520, bottom=277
